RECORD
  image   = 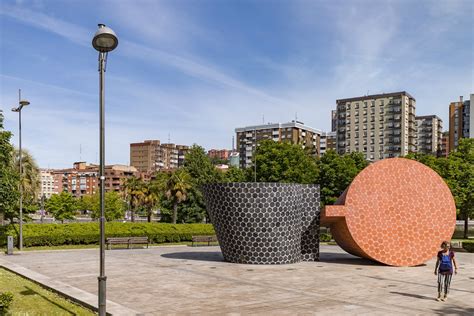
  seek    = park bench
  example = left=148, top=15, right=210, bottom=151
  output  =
left=191, top=235, right=218, bottom=247
left=106, top=237, right=149, bottom=250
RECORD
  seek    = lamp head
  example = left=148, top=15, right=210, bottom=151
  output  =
left=19, top=100, right=30, bottom=107
left=92, top=24, right=118, bottom=52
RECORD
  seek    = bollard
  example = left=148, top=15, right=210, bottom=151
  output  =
left=6, top=236, right=14, bottom=255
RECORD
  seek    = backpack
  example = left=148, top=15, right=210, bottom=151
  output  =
left=439, top=251, right=453, bottom=272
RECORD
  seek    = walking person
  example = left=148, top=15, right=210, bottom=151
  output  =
left=434, top=241, right=458, bottom=301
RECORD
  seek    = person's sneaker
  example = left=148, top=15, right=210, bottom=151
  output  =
left=442, top=295, right=448, bottom=301
left=436, top=296, right=442, bottom=301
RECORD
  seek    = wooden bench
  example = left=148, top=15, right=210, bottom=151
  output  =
left=106, top=237, right=149, bottom=250
left=191, top=235, right=218, bottom=247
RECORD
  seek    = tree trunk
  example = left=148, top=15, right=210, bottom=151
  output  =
left=172, top=201, right=178, bottom=224
left=147, top=209, right=151, bottom=223
left=464, top=215, right=469, bottom=239
left=131, top=205, right=135, bottom=222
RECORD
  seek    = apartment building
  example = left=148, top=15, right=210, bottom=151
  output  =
left=130, top=140, right=189, bottom=173
left=440, top=131, right=449, bottom=158
left=449, top=95, right=472, bottom=152
left=208, top=149, right=230, bottom=160
left=320, top=131, right=336, bottom=155
left=335, top=91, right=417, bottom=161
left=38, top=169, right=56, bottom=199
left=415, top=115, right=443, bottom=155
left=51, top=162, right=139, bottom=198
left=235, top=121, right=322, bottom=168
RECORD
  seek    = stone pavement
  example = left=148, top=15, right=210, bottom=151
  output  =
left=1, top=245, right=473, bottom=315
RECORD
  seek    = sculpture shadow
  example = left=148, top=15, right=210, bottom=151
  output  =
left=389, top=291, right=434, bottom=301
left=319, top=251, right=381, bottom=266
left=161, top=251, right=225, bottom=262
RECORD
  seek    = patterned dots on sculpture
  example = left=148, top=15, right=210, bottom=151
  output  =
left=321, top=158, right=456, bottom=267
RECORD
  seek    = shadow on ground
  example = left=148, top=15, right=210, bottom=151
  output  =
left=319, top=252, right=380, bottom=266
left=161, top=251, right=224, bottom=262
left=390, top=291, right=434, bottom=301
left=20, top=286, right=77, bottom=315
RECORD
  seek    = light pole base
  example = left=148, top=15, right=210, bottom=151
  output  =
left=98, top=276, right=107, bottom=316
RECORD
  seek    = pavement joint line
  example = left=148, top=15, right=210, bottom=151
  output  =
left=0, top=258, right=140, bottom=316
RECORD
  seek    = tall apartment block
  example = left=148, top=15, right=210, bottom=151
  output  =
left=39, top=169, right=56, bottom=199
left=235, top=121, right=321, bottom=168
left=440, top=131, right=449, bottom=157
left=415, top=115, right=443, bottom=155
left=320, top=131, right=337, bottom=155
left=130, top=140, right=189, bottom=173
left=335, top=91, right=417, bottom=161
left=449, top=95, right=472, bottom=152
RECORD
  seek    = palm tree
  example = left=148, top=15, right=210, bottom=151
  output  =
left=141, top=182, right=159, bottom=222
left=164, top=169, right=192, bottom=224
left=13, top=148, right=40, bottom=204
left=122, top=176, right=144, bottom=222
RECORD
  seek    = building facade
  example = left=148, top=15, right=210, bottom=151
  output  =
left=51, top=162, right=139, bottom=198
left=415, top=115, right=443, bottom=155
left=130, top=140, right=189, bottom=172
left=39, top=169, right=56, bottom=199
left=320, top=131, right=337, bottom=155
left=335, top=91, right=417, bottom=161
left=449, top=95, right=472, bottom=152
left=440, top=131, right=449, bottom=157
left=208, top=149, right=230, bottom=161
left=235, top=121, right=322, bottom=168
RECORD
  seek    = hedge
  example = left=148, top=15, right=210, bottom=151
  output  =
left=0, top=223, right=215, bottom=247
left=462, top=241, right=474, bottom=253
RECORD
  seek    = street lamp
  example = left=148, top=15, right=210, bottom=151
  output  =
left=92, top=23, right=118, bottom=316
left=11, top=89, right=30, bottom=251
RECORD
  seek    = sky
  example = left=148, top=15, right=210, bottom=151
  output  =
left=0, top=0, right=473, bottom=169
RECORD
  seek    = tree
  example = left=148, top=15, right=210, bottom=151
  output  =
left=163, top=169, right=192, bottom=224
left=86, top=191, right=126, bottom=221
left=223, top=166, right=246, bottom=182
left=0, top=111, right=20, bottom=224
left=45, top=192, right=77, bottom=223
left=141, top=182, right=159, bottom=222
left=13, top=148, right=40, bottom=204
left=251, top=140, right=319, bottom=184
left=316, top=150, right=368, bottom=206
left=122, top=176, right=145, bottom=222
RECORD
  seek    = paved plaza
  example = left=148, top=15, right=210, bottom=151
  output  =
left=1, top=245, right=473, bottom=315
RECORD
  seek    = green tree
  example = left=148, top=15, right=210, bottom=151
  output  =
left=87, top=191, right=126, bottom=221
left=141, top=182, right=159, bottom=222
left=122, top=176, right=145, bottom=222
left=45, top=192, right=77, bottom=223
left=163, top=169, right=192, bottom=224
left=223, top=166, right=246, bottom=182
left=316, top=150, right=368, bottom=206
left=13, top=148, right=40, bottom=205
left=251, top=140, right=319, bottom=183
left=0, top=111, right=20, bottom=224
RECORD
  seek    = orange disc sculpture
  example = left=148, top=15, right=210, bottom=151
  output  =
left=321, top=158, right=456, bottom=267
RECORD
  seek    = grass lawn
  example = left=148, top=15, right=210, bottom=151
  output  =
left=0, top=267, right=95, bottom=315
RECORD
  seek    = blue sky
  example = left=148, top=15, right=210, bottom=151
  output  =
left=1, top=0, right=472, bottom=168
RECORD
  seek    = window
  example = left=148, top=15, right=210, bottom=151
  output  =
left=355, top=103, right=359, bottom=109
left=364, top=102, right=368, bottom=108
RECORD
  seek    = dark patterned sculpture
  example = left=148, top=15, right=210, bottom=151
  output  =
left=203, top=183, right=320, bottom=264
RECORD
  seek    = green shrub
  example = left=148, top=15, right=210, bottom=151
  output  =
left=0, top=223, right=215, bottom=247
left=0, top=291, right=14, bottom=311
left=462, top=241, right=474, bottom=253
left=320, top=233, right=332, bottom=242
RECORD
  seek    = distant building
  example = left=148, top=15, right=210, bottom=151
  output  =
left=415, top=115, right=443, bottom=155
left=39, top=169, right=56, bottom=199
left=331, top=110, right=337, bottom=132
left=449, top=95, right=472, bottom=152
left=208, top=149, right=230, bottom=161
left=335, top=91, right=417, bottom=161
left=235, top=121, right=322, bottom=168
left=320, top=131, right=336, bottom=155
left=130, top=140, right=189, bottom=173
left=51, top=162, right=139, bottom=198
left=229, top=152, right=240, bottom=168
left=440, top=131, right=449, bottom=157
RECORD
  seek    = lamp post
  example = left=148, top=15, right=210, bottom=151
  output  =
left=92, top=23, right=118, bottom=316
left=11, top=89, right=30, bottom=251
